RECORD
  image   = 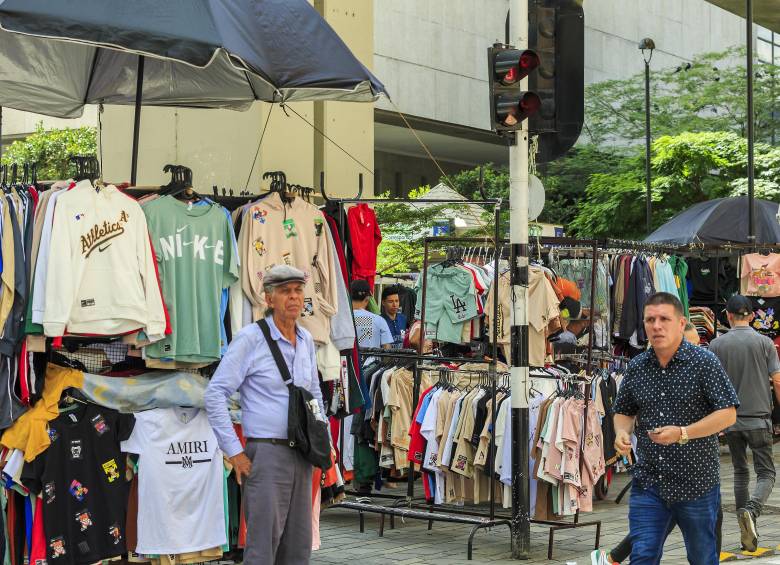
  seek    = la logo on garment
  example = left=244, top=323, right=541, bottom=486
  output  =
left=158, top=226, right=225, bottom=265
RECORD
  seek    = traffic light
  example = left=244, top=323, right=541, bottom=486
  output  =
left=487, top=1, right=584, bottom=162
left=488, top=46, right=542, bottom=131
left=528, top=0, right=584, bottom=163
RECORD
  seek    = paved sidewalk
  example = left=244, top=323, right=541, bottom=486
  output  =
left=314, top=443, right=780, bottom=564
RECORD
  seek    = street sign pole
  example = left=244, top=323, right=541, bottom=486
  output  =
left=509, top=0, right=531, bottom=558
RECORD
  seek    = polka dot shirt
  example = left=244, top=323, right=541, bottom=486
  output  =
left=614, top=339, right=739, bottom=502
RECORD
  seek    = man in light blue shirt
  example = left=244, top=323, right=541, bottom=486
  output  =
left=205, top=265, right=324, bottom=565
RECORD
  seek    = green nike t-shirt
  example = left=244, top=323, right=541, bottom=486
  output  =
left=143, top=196, right=238, bottom=362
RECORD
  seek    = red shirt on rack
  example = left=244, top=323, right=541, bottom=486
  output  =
left=347, top=204, right=382, bottom=288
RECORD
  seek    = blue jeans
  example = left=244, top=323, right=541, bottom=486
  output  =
left=628, top=484, right=720, bottom=565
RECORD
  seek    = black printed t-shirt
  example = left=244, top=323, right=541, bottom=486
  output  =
left=749, top=296, right=780, bottom=340
left=22, top=404, right=135, bottom=564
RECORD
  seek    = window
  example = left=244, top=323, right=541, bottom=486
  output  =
left=757, top=38, right=772, bottom=64
left=757, top=26, right=779, bottom=65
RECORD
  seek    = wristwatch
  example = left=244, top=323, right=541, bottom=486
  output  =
left=678, top=426, right=689, bottom=445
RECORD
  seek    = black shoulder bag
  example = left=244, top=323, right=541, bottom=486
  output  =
left=257, top=319, right=332, bottom=470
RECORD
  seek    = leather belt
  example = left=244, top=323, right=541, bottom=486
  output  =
left=247, top=438, right=294, bottom=446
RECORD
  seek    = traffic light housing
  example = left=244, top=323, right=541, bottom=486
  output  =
left=488, top=47, right=542, bottom=131
left=528, top=0, right=584, bottom=163
left=487, top=0, right=584, bottom=162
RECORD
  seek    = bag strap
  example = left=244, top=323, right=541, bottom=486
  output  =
left=257, top=319, right=293, bottom=388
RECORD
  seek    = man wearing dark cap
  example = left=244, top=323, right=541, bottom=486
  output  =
left=205, top=265, right=325, bottom=564
left=351, top=279, right=393, bottom=350
left=709, top=294, right=780, bottom=552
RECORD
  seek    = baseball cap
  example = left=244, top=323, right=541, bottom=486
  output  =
left=263, top=265, right=306, bottom=288
left=726, top=294, right=752, bottom=316
left=350, top=279, right=372, bottom=300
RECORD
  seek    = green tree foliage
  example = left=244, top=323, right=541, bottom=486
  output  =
left=569, top=131, right=780, bottom=239
left=584, top=47, right=780, bottom=145
left=443, top=46, right=780, bottom=238
left=1, top=122, right=97, bottom=180
left=443, top=145, right=633, bottom=230
left=373, top=186, right=468, bottom=273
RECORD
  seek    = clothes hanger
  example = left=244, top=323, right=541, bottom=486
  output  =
left=262, top=171, right=296, bottom=204
left=162, top=165, right=201, bottom=202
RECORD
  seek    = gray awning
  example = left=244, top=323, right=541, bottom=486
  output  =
left=0, top=0, right=388, bottom=118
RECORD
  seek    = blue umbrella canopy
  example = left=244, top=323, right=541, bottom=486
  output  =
left=644, top=197, right=780, bottom=245
left=0, top=0, right=387, bottom=118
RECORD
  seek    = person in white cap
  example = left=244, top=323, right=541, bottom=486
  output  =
left=205, top=264, right=325, bottom=565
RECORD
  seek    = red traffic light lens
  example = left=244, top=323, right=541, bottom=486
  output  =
left=520, top=92, right=541, bottom=113
left=495, top=92, right=542, bottom=127
left=519, top=51, right=540, bottom=71
left=494, top=49, right=540, bottom=85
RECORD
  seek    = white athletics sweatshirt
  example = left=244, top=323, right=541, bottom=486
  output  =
left=43, top=181, right=166, bottom=337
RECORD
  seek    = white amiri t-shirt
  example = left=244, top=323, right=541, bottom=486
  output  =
left=121, top=407, right=226, bottom=554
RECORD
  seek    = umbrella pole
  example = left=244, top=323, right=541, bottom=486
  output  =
left=746, top=0, right=755, bottom=243
left=130, top=55, right=145, bottom=186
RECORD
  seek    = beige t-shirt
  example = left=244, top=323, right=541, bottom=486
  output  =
left=529, top=268, right=561, bottom=367
left=450, top=389, right=483, bottom=478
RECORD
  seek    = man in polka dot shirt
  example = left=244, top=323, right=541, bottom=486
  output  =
left=614, top=292, right=739, bottom=565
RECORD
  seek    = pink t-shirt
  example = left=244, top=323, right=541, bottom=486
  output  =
left=578, top=406, right=606, bottom=512
left=741, top=253, right=780, bottom=297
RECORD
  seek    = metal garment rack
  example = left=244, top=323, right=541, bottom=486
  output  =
left=322, top=183, right=606, bottom=559
left=328, top=200, right=512, bottom=560
left=528, top=236, right=604, bottom=559
left=599, top=240, right=780, bottom=343
left=321, top=180, right=504, bottom=481
left=389, top=235, right=604, bottom=560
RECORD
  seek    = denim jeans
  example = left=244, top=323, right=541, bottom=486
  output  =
left=628, top=484, right=720, bottom=565
left=726, top=428, right=776, bottom=518
left=611, top=504, right=723, bottom=562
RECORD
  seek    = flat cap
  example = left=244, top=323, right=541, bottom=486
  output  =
left=263, top=265, right=306, bottom=288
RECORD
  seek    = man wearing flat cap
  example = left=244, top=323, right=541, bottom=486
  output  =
left=709, top=294, right=780, bottom=552
left=205, top=265, right=325, bottom=564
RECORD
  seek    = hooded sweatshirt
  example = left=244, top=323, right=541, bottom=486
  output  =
left=240, top=192, right=338, bottom=344
left=43, top=181, right=166, bottom=337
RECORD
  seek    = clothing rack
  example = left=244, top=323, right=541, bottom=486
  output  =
left=327, top=200, right=507, bottom=560
left=412, top=234, right=602, bottom=559
left=325, top=186, right=503, bottom=479
left=510, top=235, right=605, bottom=559
left=325, top=186, right=605, bottom=558
left=414, top=235, right=602, bottom=559
left=600, top=241, right=736, bottom=343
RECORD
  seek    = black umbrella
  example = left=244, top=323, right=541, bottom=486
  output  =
left=644, top=197, right=780, bottom=245
left=0, top=0, right=387, bottom=182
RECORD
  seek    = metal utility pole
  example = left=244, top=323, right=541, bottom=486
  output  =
left=639, top=38, right=655, bottom=235
left=746, top=0, right=755, bottom=242
left=130, top=55, right=145, bottom=186
left=509, top=0, right=531, bottom=558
